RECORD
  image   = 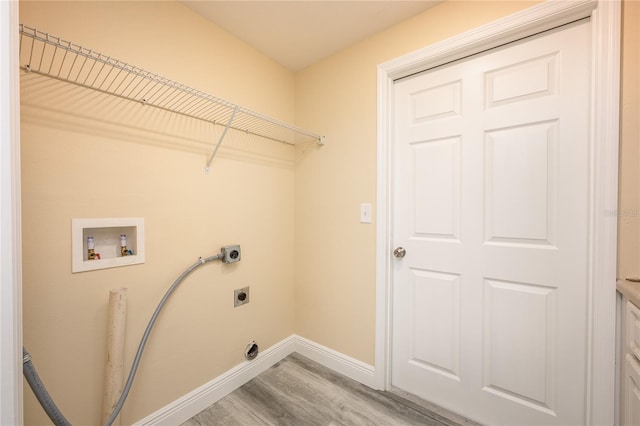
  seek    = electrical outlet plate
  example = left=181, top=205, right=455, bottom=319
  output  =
left=360, top=203, right=372, bottom=224
left=234, top=287, right=249, bottom=307
left=222, top=245, right=241, bottom=264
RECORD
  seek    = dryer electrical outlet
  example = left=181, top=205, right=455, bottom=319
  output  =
left=234, top=287, right=249, bottom=307
left=222, top=245, right=241, bottom=263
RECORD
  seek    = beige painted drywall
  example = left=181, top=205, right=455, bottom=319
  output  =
left=20, top=1, right=295, bottom=424
left=19, top=0, right=638, bottom=424
left=294, top=0, right=640, bottom=368
left=294, top=0, right=539, bottom=366
left=619, top=0, right=640, bottom=280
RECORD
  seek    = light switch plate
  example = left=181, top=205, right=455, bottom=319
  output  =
left=360, top=203, right=372, bottom=224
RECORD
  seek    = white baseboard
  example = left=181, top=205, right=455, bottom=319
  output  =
left=133, top=336, right=295, bottom=426
left=133, top=334, right=376, bottom=425
left=290, top=335, right=377, bottom=389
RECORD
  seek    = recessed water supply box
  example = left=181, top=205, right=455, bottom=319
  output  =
left=71, top=218, right=145, bottom=273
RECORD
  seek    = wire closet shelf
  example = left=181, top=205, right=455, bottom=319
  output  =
left=18, top=24, right=325, bottom=171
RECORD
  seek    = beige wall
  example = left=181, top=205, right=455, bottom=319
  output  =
left=20, top=2, right=295, bottom=424
left=294, top=0, right=538, bottom=365
left=619, top=0, right=640, bottom=280
left=19, top=0, right=638, bottom=424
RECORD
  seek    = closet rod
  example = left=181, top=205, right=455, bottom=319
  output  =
left=18, top=24, right=325, bottom=164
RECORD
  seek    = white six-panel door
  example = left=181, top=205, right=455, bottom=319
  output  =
left=392, top=20, right=590, bottom=425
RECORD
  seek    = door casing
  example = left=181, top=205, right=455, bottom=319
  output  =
left=375, top=1, right=621, bottom=425
left=0, top=0, right=23, bottom=424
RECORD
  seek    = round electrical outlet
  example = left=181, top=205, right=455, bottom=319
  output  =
left=234, top=287, right=250, bottom=307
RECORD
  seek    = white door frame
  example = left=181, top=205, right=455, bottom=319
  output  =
left=375, top=1, right=621, bottom=424
left=0, top=0, right=23, bottom=424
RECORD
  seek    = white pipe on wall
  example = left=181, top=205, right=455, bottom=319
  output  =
left=102, top=288, right=128, bottom=426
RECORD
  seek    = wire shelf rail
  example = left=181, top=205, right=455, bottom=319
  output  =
left=18, top=24, right=324, bottom=171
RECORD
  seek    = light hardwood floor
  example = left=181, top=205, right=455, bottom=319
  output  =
left=182, top=353, right=478, bottom=426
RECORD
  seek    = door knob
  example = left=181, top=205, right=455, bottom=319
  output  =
left=393, top=247, right=406, bottom=258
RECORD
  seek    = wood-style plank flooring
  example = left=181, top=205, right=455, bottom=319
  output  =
left=182, top=353, right=477, bottom=426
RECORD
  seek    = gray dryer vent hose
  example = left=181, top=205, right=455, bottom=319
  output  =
left=23, top=349, right=72, bottom=426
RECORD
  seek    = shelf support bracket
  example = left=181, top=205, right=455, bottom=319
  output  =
left=205, top=105, right=238, bottom=174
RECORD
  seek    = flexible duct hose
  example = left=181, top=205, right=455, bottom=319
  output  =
left=23, top=349, right=71, bottom=426
left=24, top=253, right=224, bottom=426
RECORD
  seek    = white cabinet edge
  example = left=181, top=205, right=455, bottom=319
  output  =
left=71, top=217, right=145, bottom=273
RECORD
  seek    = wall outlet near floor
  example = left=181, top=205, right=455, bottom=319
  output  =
left=234, top=287, right=250, bottom=307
